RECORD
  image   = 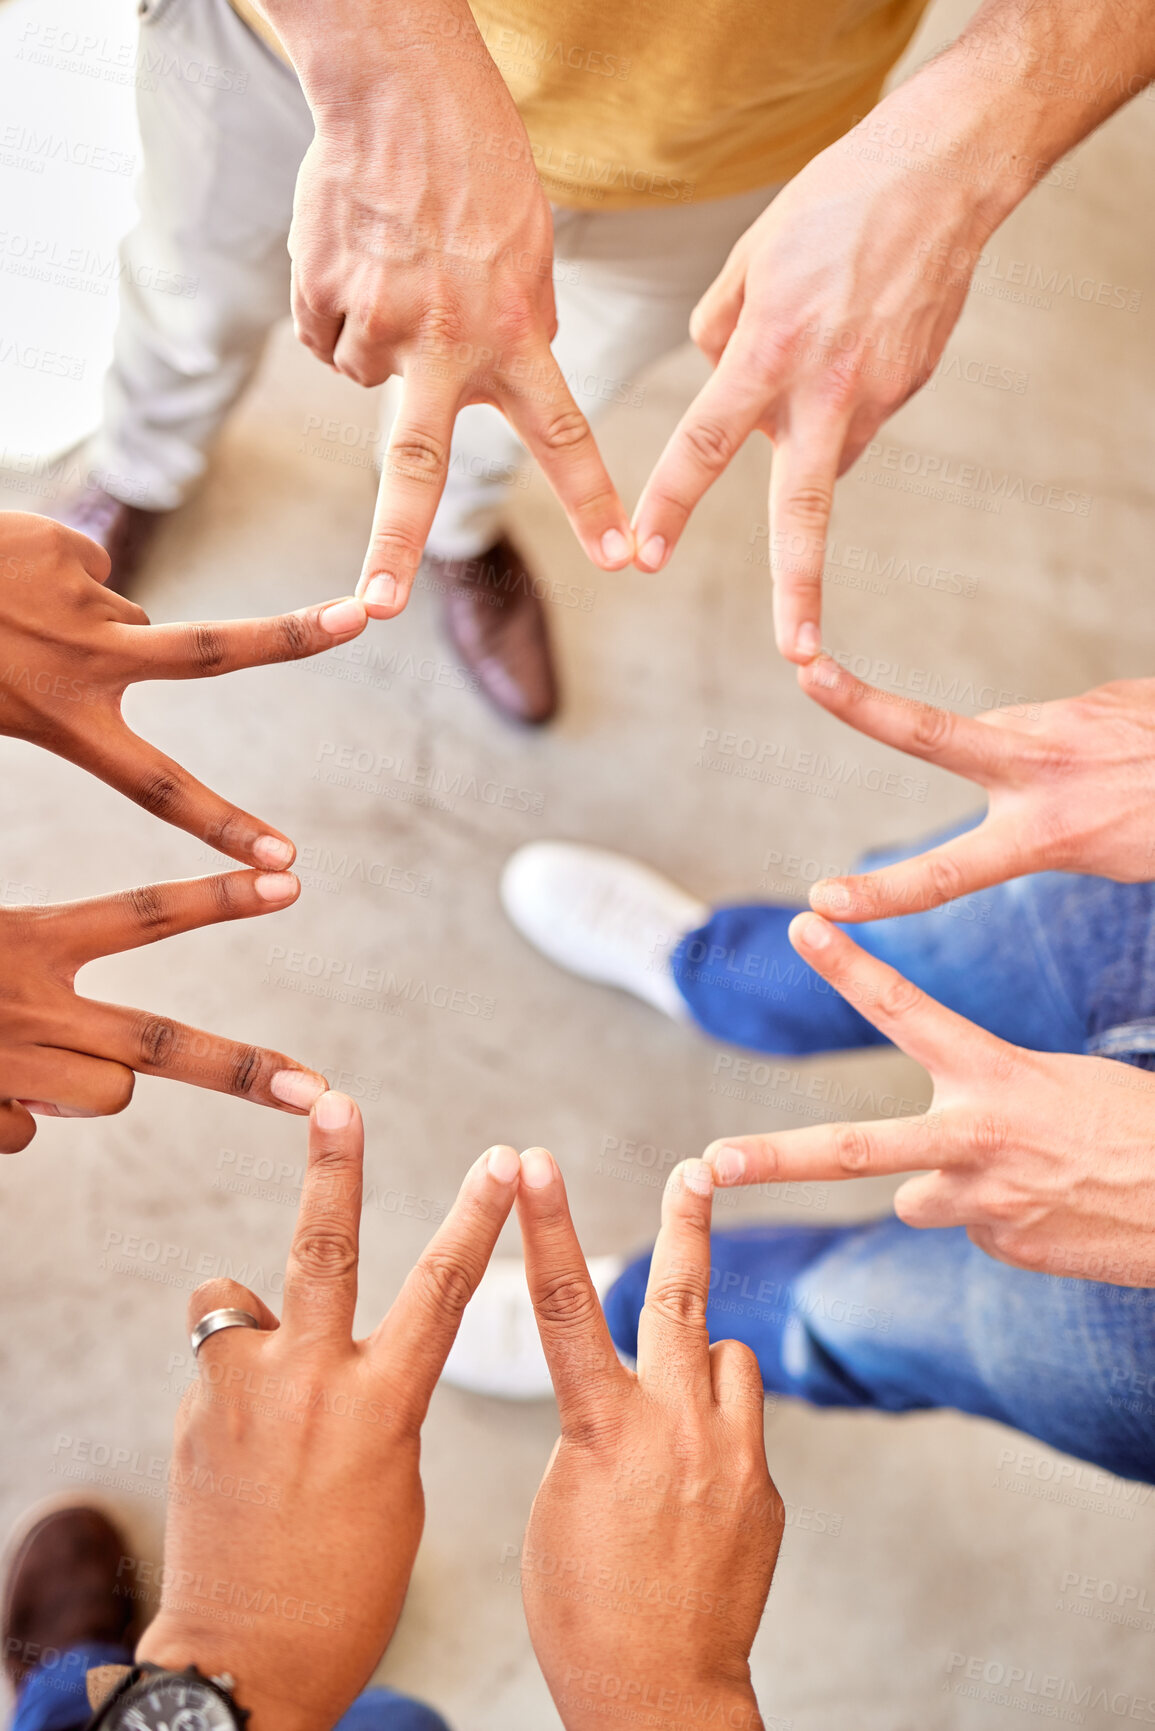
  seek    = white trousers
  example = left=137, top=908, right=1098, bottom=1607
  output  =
left=95, top=0, right=778, bottom=557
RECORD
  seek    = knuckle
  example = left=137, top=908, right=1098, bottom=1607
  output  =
left=415, top=1252, right=476, bottom=1319
left=684, top=419, right=737, bottom=470
left=226, top=1045, right=263, bottom=1096
left=386, top=434, right=449, bottom=485
left=292, top=1224, right=359, bottom=1283
left=135, top=1015, right=178, bottom=1068
left=926, top=853, right=967, bottom=905
left=783, top=482, right=835, bottom=528
left=647, top=1277, right=708, bottom=1330
left=968, top=1113, right=1010, bottom=1161
left=986, top=1226, right=1040, bottom=1268
left=124, top=882, right=169, bottom=933
left=207, top=873, right=243, bottom=919
left=187, top=623, right=228, bottom=673
left=872, top=974, right=924, bottom=1023
left=134, top=769, right=185, bottom=821
left=270, top=612, right=311, bottom=661
left=537, top=407, right=593, bottom=453
left=911, top=706, right=955, bottom=754
left=533, top=1271, right=602, bottom=1331
left=832, top=1124, right=875, bottom=1174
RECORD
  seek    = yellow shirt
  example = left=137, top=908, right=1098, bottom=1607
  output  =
left=231, top=0, right=929, bottom=208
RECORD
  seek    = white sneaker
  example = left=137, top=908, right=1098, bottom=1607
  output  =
left=500, top=842, right=708, bottom=1021
left=442, top=1254, right=626, bottom=1399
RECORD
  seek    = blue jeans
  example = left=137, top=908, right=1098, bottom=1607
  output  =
left=601, top=821, right=1155, bottom=1486
left=11, top=1643, right=451, bottom=1731
left=670, top=817, right=1155, bottom=1065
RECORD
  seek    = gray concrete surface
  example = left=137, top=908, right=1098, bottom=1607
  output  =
left=3, top=1, right=1155, bottom=1725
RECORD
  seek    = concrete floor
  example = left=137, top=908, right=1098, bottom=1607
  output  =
left=3, top=0, right=1155, bottom=1725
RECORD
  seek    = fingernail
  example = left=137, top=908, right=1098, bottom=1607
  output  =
left=362, top=574, right=398, bottom=609
left=806, top=653, right=840, bottom=691
left=320, top=597, right=365, bottom=635
left=271, top=1069, right=327, bottom=1110
left=812, top=881, right=851, bottom=913
left=794, top=912, right=832, bottom=949
left=708, top=1144, right=746, bottom=1185
left=253, top=871, right=298, bottom=903
left=252, top=834, right=294, bottom=868
left=679, top=1158, right=713, bottom=1197
left=601, top=527, right=630, bottom=564
left=520, top=1146, right=556, bottom=1189
left=795, top=622, right=822, bottom=659
left=639, top=534, right=666, bottom=570
left=486, top=1144, right=521, bottom=1184
left=313, top=1089, right=353, bottom=1129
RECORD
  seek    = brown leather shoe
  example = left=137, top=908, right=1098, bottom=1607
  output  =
left=432, top=538, right=559, bottom=726
left=2, top=1504, right=138, bottom=1687
left=55, top=485, right=162, bottom=598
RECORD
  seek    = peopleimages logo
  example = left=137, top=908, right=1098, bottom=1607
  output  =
left=862, top=439, right=1093, bottom=516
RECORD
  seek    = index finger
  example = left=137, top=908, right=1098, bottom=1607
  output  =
left=787, top=913, right=1004, bottom=1074
left=122, top=596, right=368, bottom=679
left=636, top=1159, right=714, bottom=1391
left=514, top=1146, right=631, bottom=1433
left=367, top=1143, right=522, bottom=1429
left=280, top=1093, right=364, bottom=1342
left=56, top=869, right=301, bottom=968
left=798, top=656, right=1014, bottom=783
left=355, top=374, right=459, bottom=619
left=631, top=341, right=770, bottom=572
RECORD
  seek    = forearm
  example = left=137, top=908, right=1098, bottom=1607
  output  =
left=860, top=0, right=1155, bottom=241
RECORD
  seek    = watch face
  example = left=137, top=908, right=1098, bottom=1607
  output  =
left=117, top=1674, right=237, bottom=1731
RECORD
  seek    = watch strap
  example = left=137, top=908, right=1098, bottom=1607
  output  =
left=86, top=1662, right=250, bottom=1728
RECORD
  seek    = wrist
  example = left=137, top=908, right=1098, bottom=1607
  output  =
left=855, top=58, right=1058, bottom=246
left=554, top=1668, right=761, bottom=1731
left=135, top=1624, right=315, bottom=1731
left=252, top=0, right=492, bottom=110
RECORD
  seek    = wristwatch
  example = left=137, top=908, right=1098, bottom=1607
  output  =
left=88, top=1663, right=250, bottom=1729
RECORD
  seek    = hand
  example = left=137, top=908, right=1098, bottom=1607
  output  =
left=281, top=3, right=633, bottom=618
left=630, top=107, right=984, bottom=659
left=706, top=914, right=1155, bottom=1287
left=516, top=1148, right=781, bottom=1731
left=0, top=512, right=367, bottom=865
left=800, top=658, right=1155, bottom=919
left=0, top=869, right=325, bottom=1151
left=137, top=1097, right=522, bottom=1731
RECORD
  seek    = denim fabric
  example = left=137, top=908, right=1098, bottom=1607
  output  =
left=603, top=1219, right=1155, bottom=1486
left=11, top=1644, right=451, bottom=1731
left=670, top=816, right=1155, bottom=1064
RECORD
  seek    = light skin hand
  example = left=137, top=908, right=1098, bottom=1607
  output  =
left=0, top=870, right=326, bottom=1151
left=800, top=658, right=1155, bottom=918
left=517, top=1148, right=781, bottom=1731
left=631, top=0, right=1155, bottom=660
left=138, top=1096, right=523, bottom=1731
left=706, top=914, right=1155, bottom=1287
left=254, top=0, right=632, bottom=616
left=0, top=512, right=367, bottom=866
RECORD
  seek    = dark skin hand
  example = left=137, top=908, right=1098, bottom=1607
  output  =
left=0, top=869, right=326, bottom=1152
left=0, top=512, right=368, bottom=866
